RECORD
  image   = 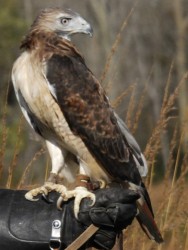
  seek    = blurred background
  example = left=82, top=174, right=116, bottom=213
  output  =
left=0, top=0, right=187, bottom=185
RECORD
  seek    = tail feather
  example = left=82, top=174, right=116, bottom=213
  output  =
left=136, top=197, right=164, bottom=243
left=141, top=182, right=154, bottom=217
left=126, top=181, right=163, bottom=243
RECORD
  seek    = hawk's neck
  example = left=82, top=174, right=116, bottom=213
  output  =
left=20, top=30, right=84, bottom=61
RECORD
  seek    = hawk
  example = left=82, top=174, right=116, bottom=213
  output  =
left=12, top=8, right=163, bottom=243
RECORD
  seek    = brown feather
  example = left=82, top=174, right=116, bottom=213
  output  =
left=137, top=200, right=163, bottom=243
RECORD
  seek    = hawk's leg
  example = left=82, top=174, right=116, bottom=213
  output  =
left=57, top=160, right=96, bottom=217
left=25, top=141, right=68, bottom=202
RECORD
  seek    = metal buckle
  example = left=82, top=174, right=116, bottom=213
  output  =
left=49, top=220, right=62, bottom=250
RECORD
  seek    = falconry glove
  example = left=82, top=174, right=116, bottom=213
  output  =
left=0, top=188, right=138, bottom=250
left=78, top=188, right=139, bottom=249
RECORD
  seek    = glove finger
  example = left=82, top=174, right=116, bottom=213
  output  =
left=89, top=207, right=117, bottom=227
left=92, top=229, right=116, bottom=250
left=107, top=203, right=137, bottom=229
left=94, top=188, right=140, bottom=207
left=78, top=198, right=95, bottom=226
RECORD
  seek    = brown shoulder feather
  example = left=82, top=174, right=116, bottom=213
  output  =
left=20, top=30, right=84, bottom=62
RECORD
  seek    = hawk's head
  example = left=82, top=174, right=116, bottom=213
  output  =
left=31, top=8, right=93, bottom=40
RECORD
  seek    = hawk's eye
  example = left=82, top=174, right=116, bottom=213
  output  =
left=61, top=18, right=71, bottom=25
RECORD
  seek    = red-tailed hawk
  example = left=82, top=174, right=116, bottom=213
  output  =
left=12, top=8, right=163, bottom=243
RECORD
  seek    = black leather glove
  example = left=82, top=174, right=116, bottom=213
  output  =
left=77, top=188, right=139, bottom=249
left=0, top=188, right=139, bottom=250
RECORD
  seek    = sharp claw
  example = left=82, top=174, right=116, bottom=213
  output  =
left=57, top=196, right=64, bottom=210
left=89, top=195, right=96, bottom=206
left=99, top=180, right=106, bottom=189
left=73, top=188, right=96, bottom=218
left=74, top=196, right=82, bottom=218
left=74, top=210, right=79, bottom=219
left=42, top=193, right=54, bottom=203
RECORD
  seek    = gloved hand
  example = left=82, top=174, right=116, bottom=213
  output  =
left=0, top=188, right=139, bottom=250
left=78, top=188, right=139, bottom=250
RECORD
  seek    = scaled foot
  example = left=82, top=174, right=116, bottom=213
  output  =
left=57, top=186, right=96, bottom=217
left=25, top=173, right=67, bottom=201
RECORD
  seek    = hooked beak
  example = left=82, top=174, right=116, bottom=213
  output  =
left=84, top=23, right=93, bottom=37
left=74, top=15, right=93, bottom=37
left=78, top=20, right=93, bottom=37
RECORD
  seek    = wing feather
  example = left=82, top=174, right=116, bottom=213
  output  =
left=46, top=53, right=142, bottom=184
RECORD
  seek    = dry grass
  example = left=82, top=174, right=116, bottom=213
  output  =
left=117, top=64, right=187, bottom=250
left=101, top=1, right=138, bottom=86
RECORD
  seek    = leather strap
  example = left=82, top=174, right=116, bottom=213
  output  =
left=75, top=174, right=101, bottom=191
left=65, top=224, right=99, bottom=250
left=75, top=174, right=90, bottom=189
left=112, top=232, right=123, bottom=250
